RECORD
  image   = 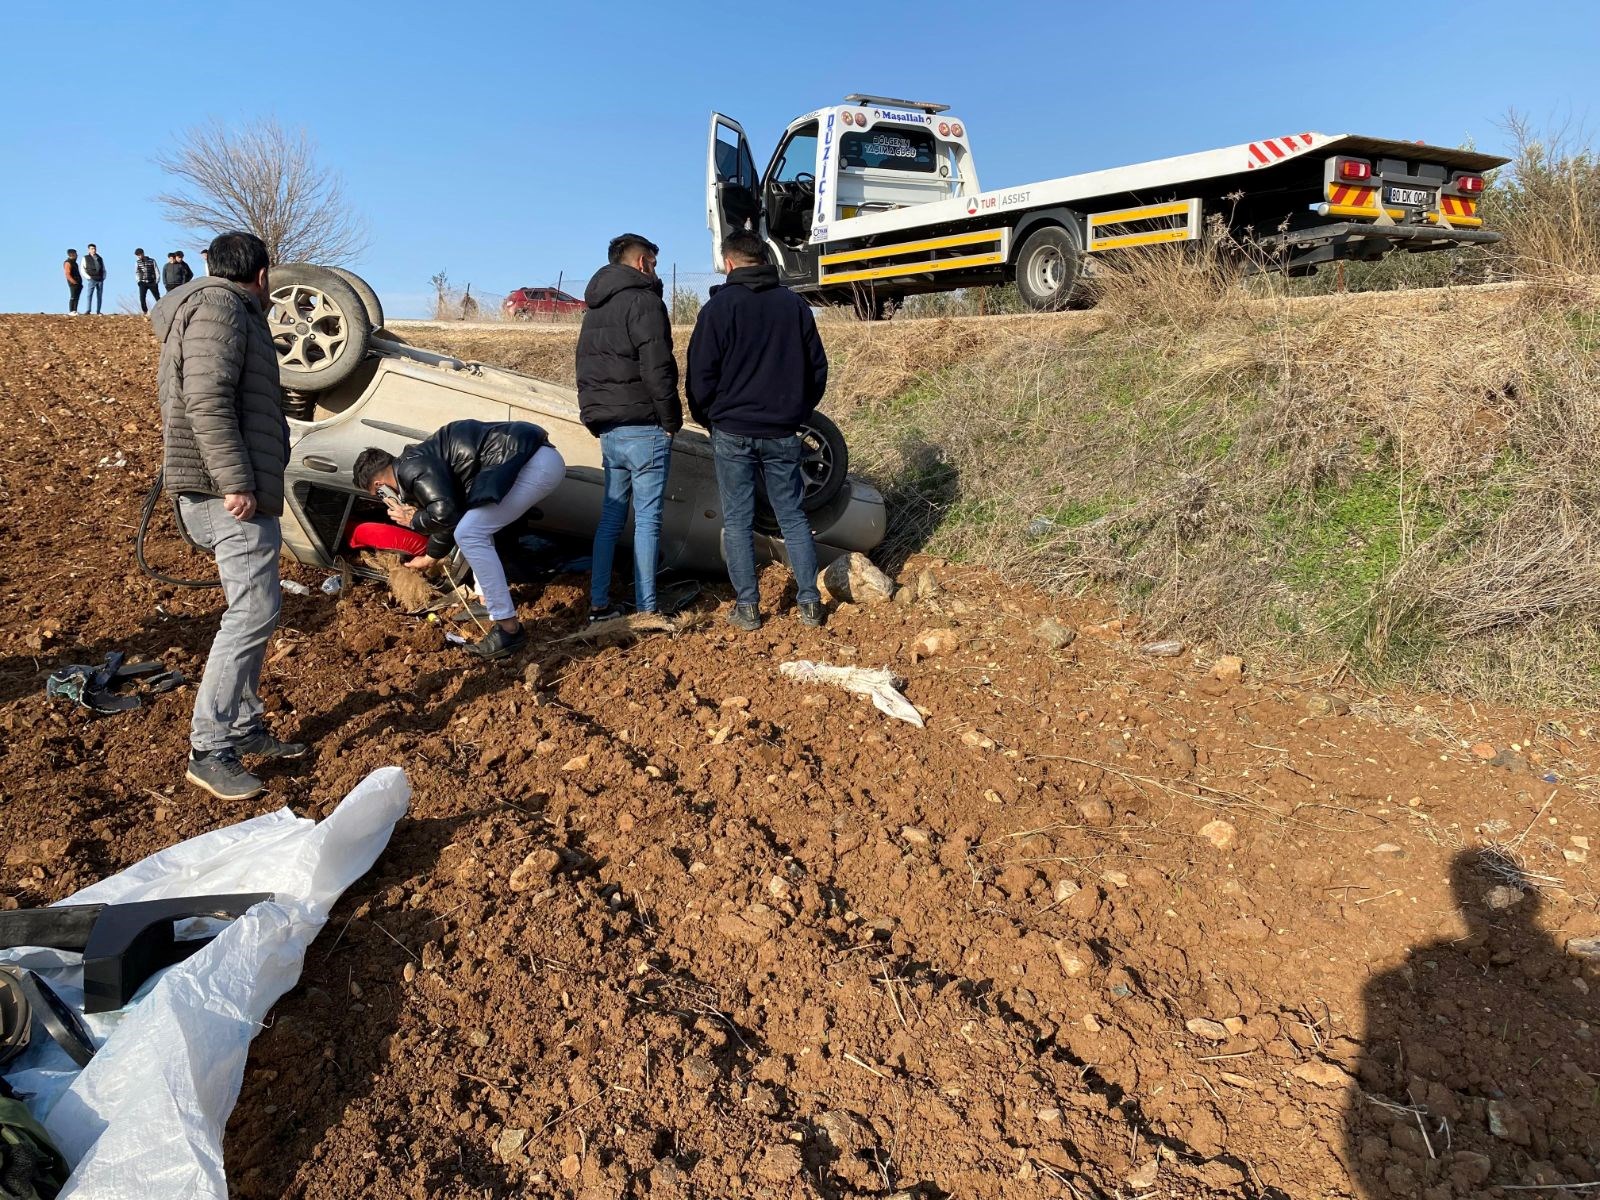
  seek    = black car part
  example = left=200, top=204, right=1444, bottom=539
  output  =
left=0, top=967, right=95, bottom=1069
left=44, top=652, right=184, bottom=715
left=136, top=469, right=220, bottom=589
left=0, top=895, right=273, bottom=1015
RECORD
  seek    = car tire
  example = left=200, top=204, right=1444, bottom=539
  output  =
left=1014, top=224, right=1084, bottom=311
left=328, top=266, right=385, bottom=331
left=268, top=264, right=374, bottom=393
left=753, top=412, right=851, bottom=533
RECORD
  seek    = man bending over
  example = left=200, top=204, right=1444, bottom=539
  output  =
left=353, top=420, right=565, bottom=660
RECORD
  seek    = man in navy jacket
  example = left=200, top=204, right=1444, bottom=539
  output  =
left=687, top=231, right=829, bottom=630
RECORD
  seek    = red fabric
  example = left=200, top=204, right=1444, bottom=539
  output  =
left=347, top=521, right=429, bottom=556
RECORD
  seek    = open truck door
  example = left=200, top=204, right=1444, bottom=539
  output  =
left=707, top=113, right=762, bottom=270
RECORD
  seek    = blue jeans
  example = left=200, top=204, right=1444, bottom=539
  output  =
left=590, top=425, right=672, bottom=612
left=711, top=428, right=820, bottom=608
left=83, top=278, right=104, bottom=313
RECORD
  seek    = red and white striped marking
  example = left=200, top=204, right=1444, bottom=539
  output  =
left=1246, top=133, right=1316, bottom=169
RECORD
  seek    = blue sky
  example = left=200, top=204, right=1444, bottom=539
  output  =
left=2, top=0, right=1594, bottom=317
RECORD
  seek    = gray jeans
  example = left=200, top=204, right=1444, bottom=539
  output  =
left=177, top=494, right=283, bottom=753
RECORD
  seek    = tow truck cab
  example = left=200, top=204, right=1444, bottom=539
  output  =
left=709, top=96, right=985, bottom=308
left=707, top=94, right=1508, bottom=314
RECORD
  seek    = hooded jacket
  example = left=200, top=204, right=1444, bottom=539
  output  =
left=686, top=265, right=828, bottom=438
left=395, top=419, right=551, bottom=558
left=152, top=278, right=290, bottom=517
left=575, top=264, right=681, bottom=435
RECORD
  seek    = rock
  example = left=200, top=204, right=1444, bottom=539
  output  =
left=914, top=569, right=941, bottom=600
left=1032, top=618, right=1078, bottom=650
left=561, top=753, right=591, bottom=772
left=1053, top=878, right=1080, bottom=903
left=1486, top=1100, right=1531, bottom=1145
left=1470, top=742, right=1497, bottom=759
left=961, top=729, right=995, bottom=750
left=681, top=1055, right=720, bottom=1088
left=893, top=586, right=914, bottom=607
left=1077, top=798, right=1113, bottom=827
left=1292, top=1060, right=1354, bottom=1089
left=901, top=826, right=932, bottom=847
left=1484, top=885, right=1526, bottom=910
left=1450, top=1151, right=1492, bottom=1186
left=1036, top=1106, right=1062, bottom=1124
left=1185, top=1018, right=1230, bottom=1041
left=1222, top=1017, right=1246, bottom=1036
left=495, top=1127, right=528, bottom=1162
left=1164, top=740, right=1197, bottom=772
left=817, top=553, right=896, bottom=606
left=403, top=962, right=416, bottom=983
left=1199, top=819, right=1237, bottom=851
left=719, top=696, right=750, bottom=710
left=1210, top=655, right=1244, bottom=684
left=1565, top=937, right=1600, bottom=960
left=756, top=1144, right=804, bottom=1182
left=768, top=875, right=794, bottom=900
left=1053, top=940, right=1089, bottom=977
left=468, top=1029, right=491, bottom=1048
left=814, top=1108, right=876, bottom=1155
left=1126, top=1159, right=1159, bottom=1189
left=510, top=848, right=562, bottom=891
left=910, top=627, right=963, bottom=661
left=1140, top=640, right=1185, bottom=657
left=1102, top=870, right=1130, bottom=888
left=1306, top=693, right=1352, bottom=717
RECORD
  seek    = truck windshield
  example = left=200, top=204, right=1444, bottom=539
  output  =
left=841, top=128, right=937, bottom=173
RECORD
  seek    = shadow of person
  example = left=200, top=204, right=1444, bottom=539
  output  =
left=1345, top=848, right=1599, bottom=1197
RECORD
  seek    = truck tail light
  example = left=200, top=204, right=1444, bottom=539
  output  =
left=1336, top=157, right=1372, bottom=182
left=938, top=121, right=950, bottom=136
left=842, top=111, right=854, bottom=126
left=951, top=122, right=964, bottom=137
left=1455, top=174, right=1484, bottom=194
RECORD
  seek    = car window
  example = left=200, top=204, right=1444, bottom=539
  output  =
left=714, top=122, right=759, bottom=191
left=841, top=128, right=937, bottom=173
left=770, top=127, right=818, bottom=184
left=555, top=291, right=579, bottom=303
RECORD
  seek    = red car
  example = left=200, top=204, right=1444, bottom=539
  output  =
left=503, top=286, right=587, bottom=319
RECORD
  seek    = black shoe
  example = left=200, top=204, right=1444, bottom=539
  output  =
left=797, top=601, right=826, bottom=628
left=726, top=604, right=761, bottom=632
left=236, top=730, right=309, bottom=761
left=588, top=604, right=628, bottom=625
left=185, top=750, right=264, bottom=800
left=467, top=622, right=527, bottom=660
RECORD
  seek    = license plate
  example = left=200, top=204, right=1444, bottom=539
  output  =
left=1385, top=185, right=1433, bottom=208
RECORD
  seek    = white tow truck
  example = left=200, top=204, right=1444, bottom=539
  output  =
left=706, top=95, right=1509, bottom=315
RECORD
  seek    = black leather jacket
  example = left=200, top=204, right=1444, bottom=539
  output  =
left=395, top=420, right=550, bottom=557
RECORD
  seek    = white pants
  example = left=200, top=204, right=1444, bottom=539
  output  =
left=454, top=445, right=566, bottom=621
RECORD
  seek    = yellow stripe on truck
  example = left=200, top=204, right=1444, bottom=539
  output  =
left=1087, top=228, right=1194, bottom=252
left=1087, top=200, right=1193, bottom=227
left=819, top=229, right=1005, bottom=267
left=822, top=251, right=1007, bottom=285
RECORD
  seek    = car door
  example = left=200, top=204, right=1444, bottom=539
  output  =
left=706, top=113, right=762, bottom=269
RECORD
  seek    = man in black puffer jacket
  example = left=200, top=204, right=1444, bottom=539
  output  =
left=687, top=231, right=830, bottom=631
left=575, top=233, right=681, bottom=622
left=354, top=421, right=566, bottom=660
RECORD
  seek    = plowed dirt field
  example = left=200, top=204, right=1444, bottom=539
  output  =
left=2, top=314, right=1597, bottom=1199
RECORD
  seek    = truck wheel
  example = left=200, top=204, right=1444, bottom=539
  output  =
left=753, top=413, right=850, bottom=533
left=328, top=266, right=385, bottom=332
left=268, top=264, right=374, bottom=392
left=1015, top=225, right=1083, bottom=311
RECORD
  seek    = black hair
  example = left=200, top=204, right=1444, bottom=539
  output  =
left=134, top=247, right=144, bottom=255
left=353, top=447, right=396, bottom=493
left=721, top=231, right=769, bottom=266
left=67, top=248, right=77, bottom=255
left=207, top=231, right=270, bottom=283
left=167, top=251, right=178, bottom=258
left=608, top=233, right=659, bottom=265
left=175, top=251, right=186, bottom=259
left=86, top=243, right=96, bottom=250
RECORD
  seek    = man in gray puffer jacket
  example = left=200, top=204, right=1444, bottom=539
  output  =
left=151, top=230, right=304, bottom=801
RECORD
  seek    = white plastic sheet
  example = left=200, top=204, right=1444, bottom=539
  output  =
left=0, top=766, right=410, bottom=1199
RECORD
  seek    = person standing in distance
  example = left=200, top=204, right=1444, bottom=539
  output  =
left=151, top=231, right=304, bottom=800
left=81, top=243, right=106, bottom=314
left=173, top=250, right=195, bottom=286
left=134, top=247, right=161, bottom=312
left=63, top=249, right=83, bottom=314
left=687, top=231, right=829, bottom=631
left=576, top=233, right=681, bottom=622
